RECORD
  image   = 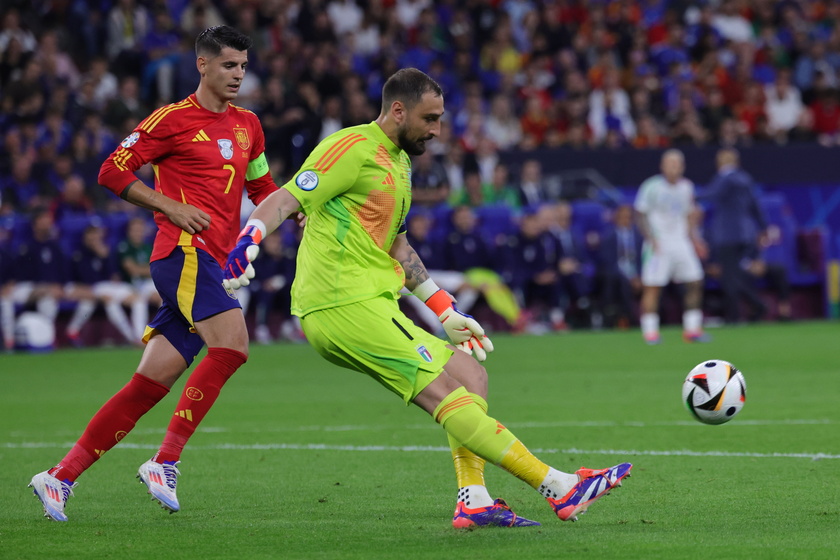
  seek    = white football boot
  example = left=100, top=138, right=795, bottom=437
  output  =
left=137, top=459, right=180, bottom=513
left=29, top=471, right=75, bottom=522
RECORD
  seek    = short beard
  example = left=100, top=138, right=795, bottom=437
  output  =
left=397, top=125, right=426, bottom=156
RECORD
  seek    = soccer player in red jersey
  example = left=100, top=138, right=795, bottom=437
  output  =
left=29, top=25, right=279, bottom=521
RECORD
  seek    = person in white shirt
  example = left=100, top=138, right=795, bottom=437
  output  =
left=634, top=149, right=710, bottom=344
left=765, top=68, right=803, bottom=141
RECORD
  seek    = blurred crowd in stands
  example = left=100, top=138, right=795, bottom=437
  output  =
left=1, top=0, right=830, bottom=349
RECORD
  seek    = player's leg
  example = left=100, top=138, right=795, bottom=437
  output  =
left=300, top=301, right=539, bottom=527
left=414, top=365, right=632, bottom=523
left=640, top=246, right=669, bottom=344
left=674, top=248, right=710, bottom=342
left=30, top=333, right=185, bottom=521
left=304, top=301, right=631, bottom=525
left=639, top=285, right=662, bottom=344
left=435, top=349, right=497, bottom=523
left=141, top=247, right=248, bottom=512
left=680, top=280, right=709, bottom=341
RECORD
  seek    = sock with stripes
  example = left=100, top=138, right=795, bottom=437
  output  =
left=434, top=387, right=577, bottom=498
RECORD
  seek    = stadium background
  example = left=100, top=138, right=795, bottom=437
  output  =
left=2, top=3, right=839, bottom=556
left=2, top=0, right=840, bottom=349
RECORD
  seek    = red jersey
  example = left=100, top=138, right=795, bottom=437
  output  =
left=99, top=94, right=278, bottom=265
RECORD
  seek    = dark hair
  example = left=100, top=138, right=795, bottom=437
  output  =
left=195, top=25, right=252, bottom=57
left=381, top=68, right=443, bottom=111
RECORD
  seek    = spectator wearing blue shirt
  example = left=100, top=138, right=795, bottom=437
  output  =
left=699, top=148, right=768, bottom=323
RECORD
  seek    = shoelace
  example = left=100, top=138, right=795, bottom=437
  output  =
left=161, top=462, right=180, bottom=490
left=58, top=479, right=75, bottom=502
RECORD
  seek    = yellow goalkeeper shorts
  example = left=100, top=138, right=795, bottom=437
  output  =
left=300, top=296, right=453, bottom=404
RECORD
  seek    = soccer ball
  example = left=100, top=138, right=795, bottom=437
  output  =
left=682, top=360, right=746, bottom=425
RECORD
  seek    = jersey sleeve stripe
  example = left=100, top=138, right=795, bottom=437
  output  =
left=316, top=137, right=367, bottom=174
left=140, top=99, right=193, bottom=133
left=313, top=133, right=364, bottom=172
left=113, top=149, right=133, bottom=171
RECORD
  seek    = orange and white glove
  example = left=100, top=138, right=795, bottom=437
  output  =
left=223, top=219, right=264, bottom=290
left=413, top=279, right=494, bottom=361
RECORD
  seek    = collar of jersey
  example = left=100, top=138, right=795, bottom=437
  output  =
left=369, top=121, right=402, bottom=156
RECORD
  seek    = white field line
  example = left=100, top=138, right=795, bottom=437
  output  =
left=9, top=417, right=830, bottom=439
left=3, top=441, right=838, bottom=460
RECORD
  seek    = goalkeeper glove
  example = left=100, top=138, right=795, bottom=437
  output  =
left=223, top=221, right=265, bottom=290
left=414, top=279, right=494, bottom=362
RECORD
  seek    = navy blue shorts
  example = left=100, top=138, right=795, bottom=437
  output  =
left=144, top=246, right=242, bottom=365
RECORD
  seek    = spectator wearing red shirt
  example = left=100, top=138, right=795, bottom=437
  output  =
left=809, top=89, right=840, bottom=144
left=735, top=81, right=767, bottom=137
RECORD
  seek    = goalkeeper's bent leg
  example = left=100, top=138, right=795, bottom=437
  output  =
left=434, top=387, right=577, bottom=499
left=447, top=392, right=492, bottom=507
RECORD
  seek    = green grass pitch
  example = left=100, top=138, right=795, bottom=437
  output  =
left=1, top=321, right=838, bottom=559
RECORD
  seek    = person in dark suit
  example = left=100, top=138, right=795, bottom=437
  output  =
left=598, top=204, right=643, bottom=328
left=514, top=159, right=550, bottom=207
left=545, top=202, right=592, bottom=328
left=699, top=148, right=768, bottom=323
left=506, top=207, right=563, bottom=331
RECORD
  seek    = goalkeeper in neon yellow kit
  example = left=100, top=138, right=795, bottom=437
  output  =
left=224, top=68, right=633, bottom=527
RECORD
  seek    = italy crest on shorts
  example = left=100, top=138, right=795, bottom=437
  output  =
left=415, top=344, right=433, bottom=362
left=218, top=139, right=234, bottom=160
left=233, top=127, right=250, bottom=150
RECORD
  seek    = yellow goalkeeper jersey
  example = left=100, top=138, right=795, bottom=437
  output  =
left=284, top=122, right=413, bottom=317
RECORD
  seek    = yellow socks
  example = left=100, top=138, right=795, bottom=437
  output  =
left=448, top=392, right=487, bottom=488
left=434, top=387, right=550, bottom=490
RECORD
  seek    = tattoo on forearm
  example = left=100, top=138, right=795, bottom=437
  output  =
left=401, top=247, right=430, bottom=287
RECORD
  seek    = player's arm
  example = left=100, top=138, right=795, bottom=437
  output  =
left=390, top=233, right=494, bottom=361
left=121, top=181, right=211, bottom=235
left=633, top=182, right=658, bottom=251
left=222, top=187, right=301, bottom=290
left=634, top=209, right=657, bottom=248
left=98, top=127, right=210, bottom=234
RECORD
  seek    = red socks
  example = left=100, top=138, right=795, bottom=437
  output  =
left=50, top=373, right=170, bottom=482
left=155, top=347, right=246, bottom=463
left=48, top=347, right=246, bottom=481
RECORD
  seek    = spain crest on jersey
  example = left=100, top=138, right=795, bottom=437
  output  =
left=233, top=127, right=250, bottom=150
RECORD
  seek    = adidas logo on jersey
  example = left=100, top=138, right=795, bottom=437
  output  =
left=191, top=130, right=211, bottom=142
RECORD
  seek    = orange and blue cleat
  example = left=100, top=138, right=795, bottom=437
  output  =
left=547, top=463, right=633, bottom=522
left=452, top=498, right=541, bottom=528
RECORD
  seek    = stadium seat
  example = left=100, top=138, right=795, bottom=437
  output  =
left=103, top=212, right=131, bottom=248
left=475, top=204, right=517, bottom=241
left=57, top=215, right=97, bottom=254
